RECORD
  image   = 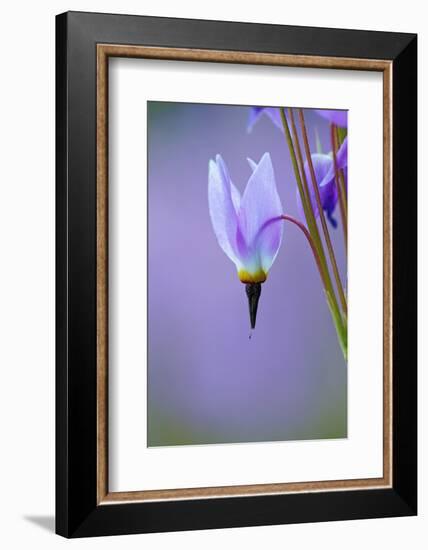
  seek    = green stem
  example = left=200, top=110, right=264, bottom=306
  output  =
left=298, top=109, right=347, bottom=318
left=280, top=108, right=347, bottom=360
left=325, top=291, right=348, bottom=361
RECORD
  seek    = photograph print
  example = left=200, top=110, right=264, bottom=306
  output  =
left=147, top=101, right=348, bottom=447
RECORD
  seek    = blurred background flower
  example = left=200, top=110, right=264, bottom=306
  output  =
left=248, top=106, right=347, bottom=230
left=247, top=106, right=283, bottom=132
left=296, top=138, right=348, bottom=229
left=315, top=109, right=347, bottom=127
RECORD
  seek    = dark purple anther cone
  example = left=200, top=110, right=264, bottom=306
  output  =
left=245, top=283, right=262, bottom=329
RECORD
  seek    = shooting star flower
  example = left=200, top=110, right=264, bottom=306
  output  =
left=248, top=107, right=348, bottom=133
left=297, top=137, right=348, bottom=228
left=208, top=153, right=283, bottom=328
left=247, top=107, right=283, bottom=133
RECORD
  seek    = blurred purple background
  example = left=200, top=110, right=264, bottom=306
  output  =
left=147, top=102, right=347, bottom=446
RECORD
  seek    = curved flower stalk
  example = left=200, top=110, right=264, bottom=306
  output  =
left=296, top=138, right=348, bottom=228
left=208, top=153, right=283, bottom=328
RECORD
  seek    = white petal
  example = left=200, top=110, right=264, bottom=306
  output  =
left=239, top=153, right=284, bottom=273
left=247, top=157, right=258, bottom=172
left=239, top=153, right=283, bottom=245
left=208, top=157, right=239, bottom=264
left=230, top=182, right=241, bottom=214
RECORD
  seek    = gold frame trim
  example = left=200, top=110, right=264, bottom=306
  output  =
left=96, top=44, right=393, bottom=505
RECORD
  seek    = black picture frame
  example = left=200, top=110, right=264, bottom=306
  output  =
left=56, top=10, right=417, bottom=538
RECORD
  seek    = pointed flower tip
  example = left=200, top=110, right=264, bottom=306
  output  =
left=247, top=157, right=257, bottom=172
left=245, top=283, right=262, bottom=329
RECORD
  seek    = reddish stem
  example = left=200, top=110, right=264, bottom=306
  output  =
left=280, top=214, right=327, bottom=288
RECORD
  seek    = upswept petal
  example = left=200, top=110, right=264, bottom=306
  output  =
left=320, top=137, right=348, bottom=189
left=208, top=156, right=239, bottom=264
left=306, top=154, right=332, bottom=187
left=335, top=136, right=348, bottom=169
left=296, top=153, right=334, bottom=219
left=238, top=153, right=283, bottom=272
left=258, top=216, right=284, bottom=273
left=248, top=107, right=284, bottom=133
left=315, top=109, right=348, bottom=128
left=247, top=157, right=258, bottom=172
left=247, top=107, right=265, bottom=133
left=216, top=153, right=241, bottom=214
left=230, top=182, right=241, bottom=214
left=296, top=147, right=346, bottom=228
left=239, top=153, right=282, bottom=243
left=216, top=154, right=231, bottom=188
left=262, top=108, right=283, bottom=131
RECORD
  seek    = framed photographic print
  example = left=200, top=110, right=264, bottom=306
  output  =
left=56, top=11, right=417, bottom=538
